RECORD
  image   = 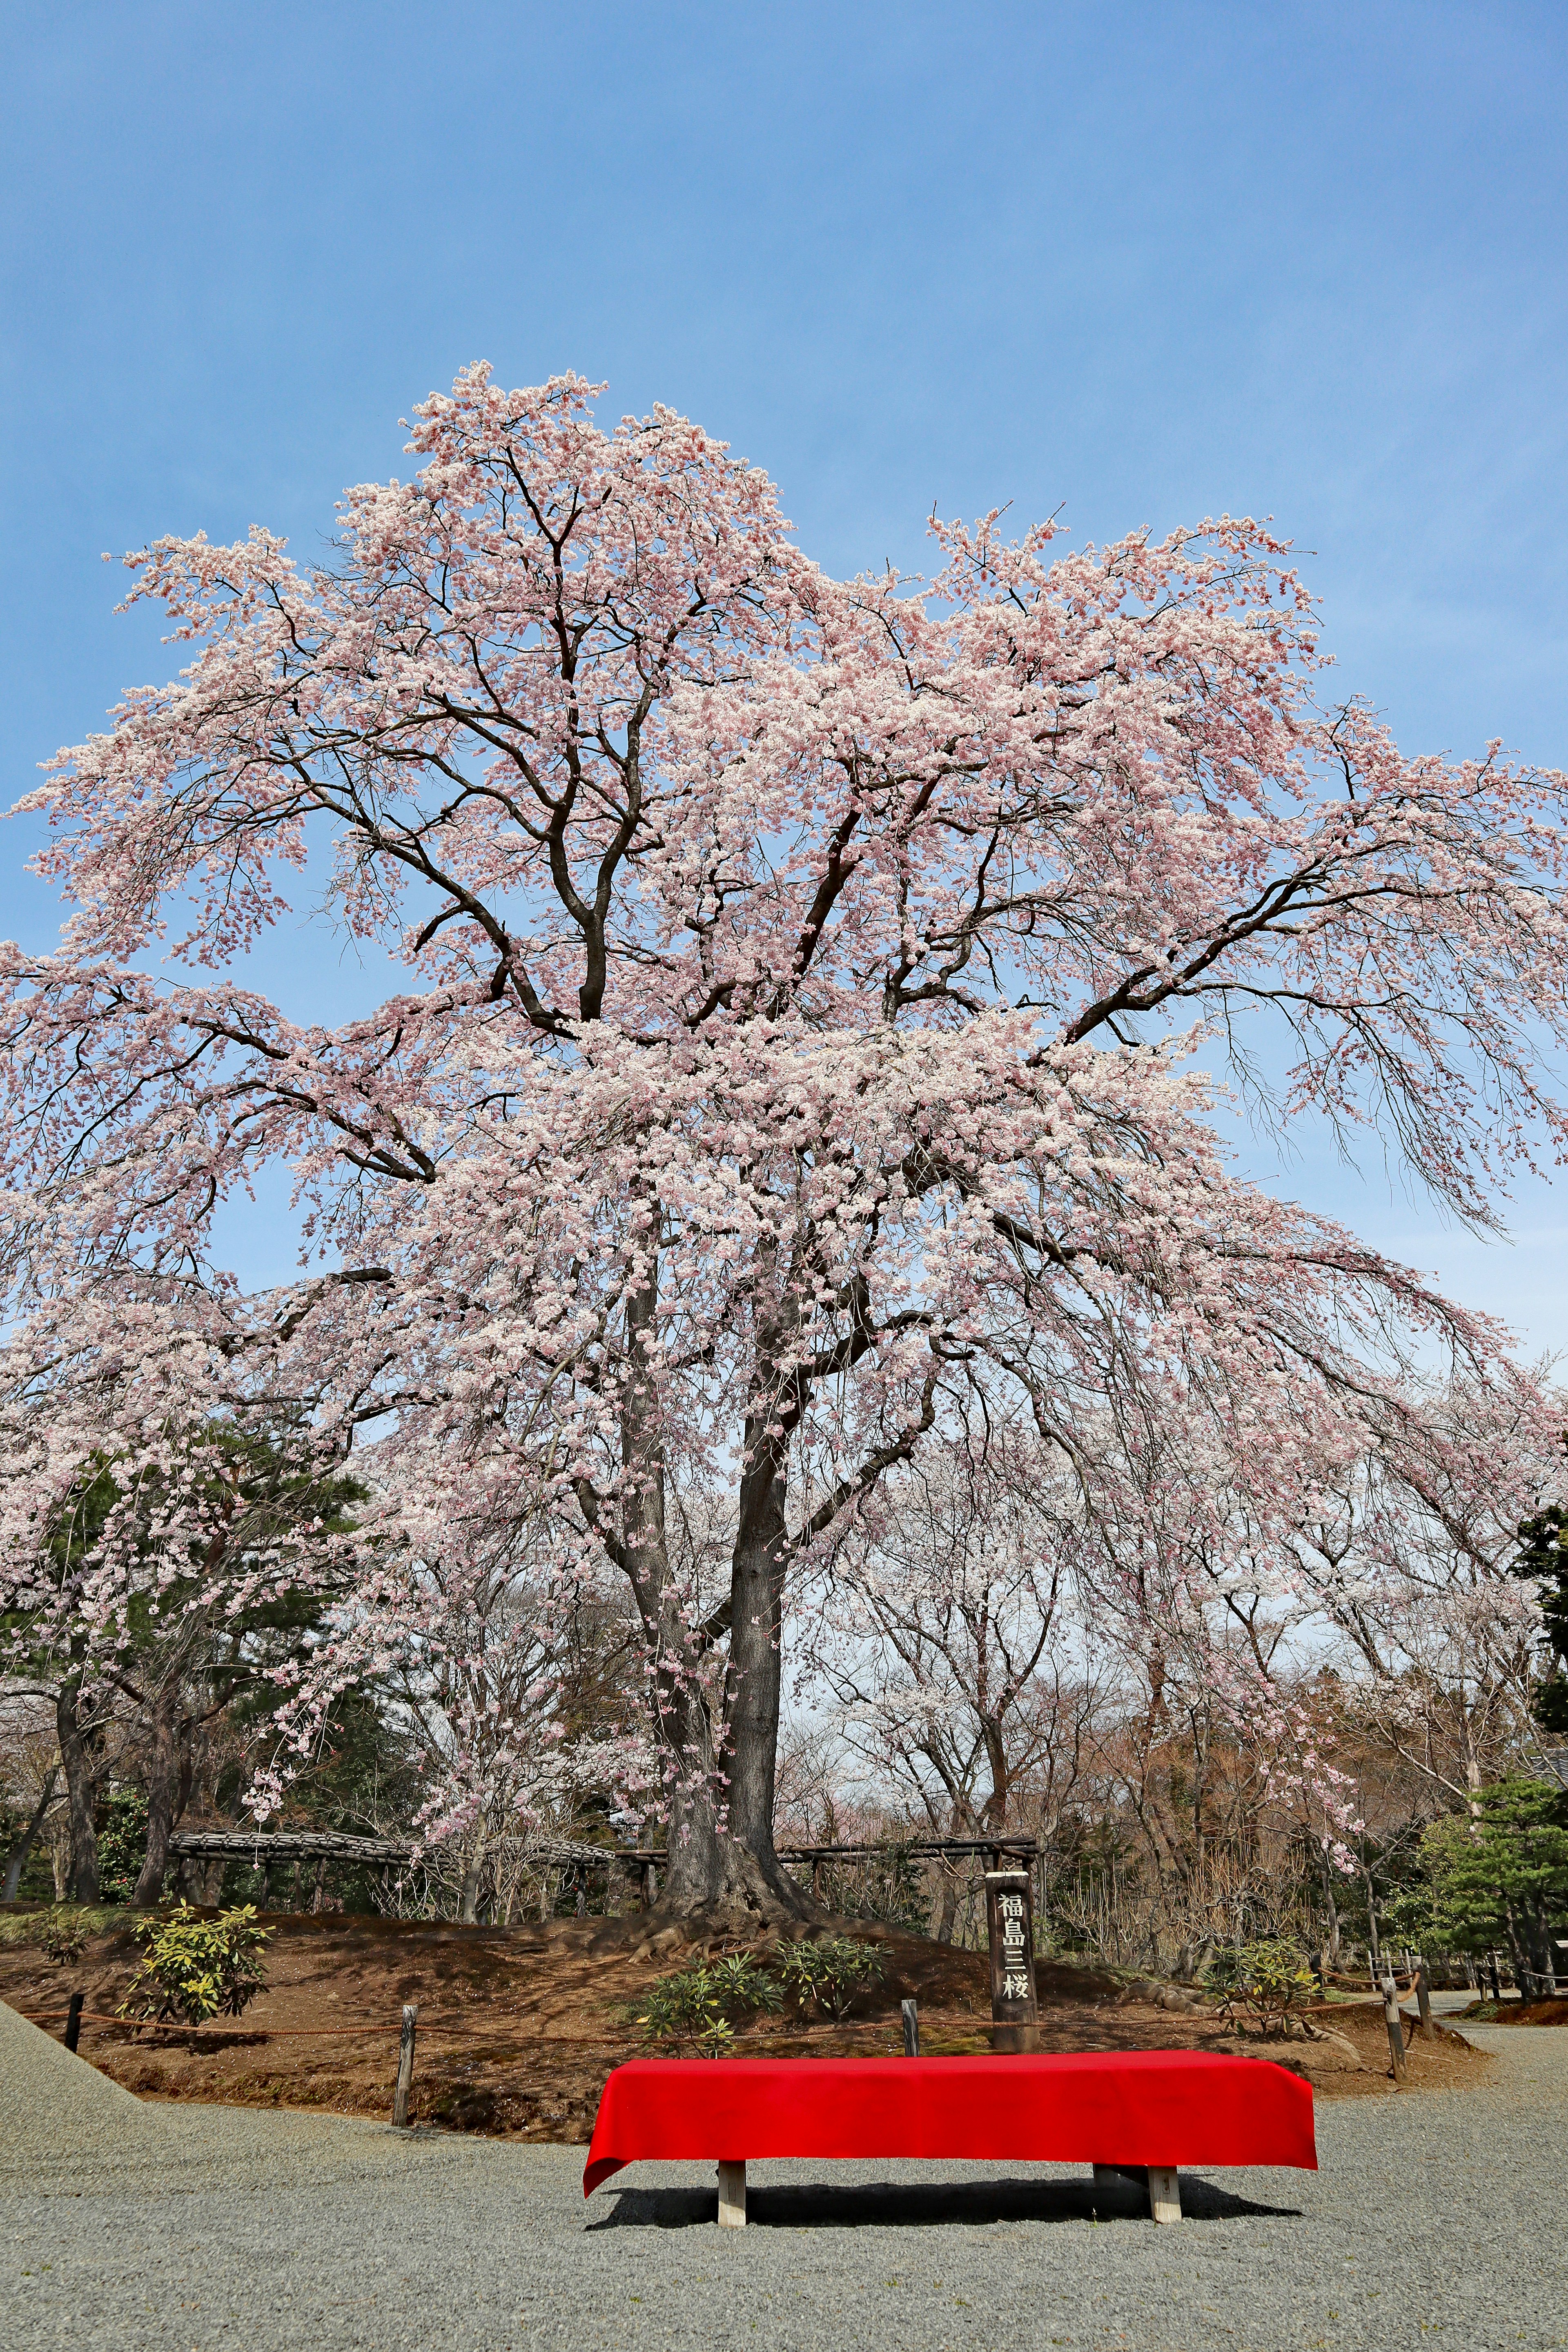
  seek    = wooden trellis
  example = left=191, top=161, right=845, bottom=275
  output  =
left=167, top=1826, right=1040, bottom=1919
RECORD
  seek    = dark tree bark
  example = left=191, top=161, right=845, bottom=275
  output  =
left=55, top=1677, right=101, bottom=1902
left=3, top=1763, right=59, bottom=1902
left=457, top=1838, right=485, bottom=1924
left=131, top=1675, right=181, bottom=1906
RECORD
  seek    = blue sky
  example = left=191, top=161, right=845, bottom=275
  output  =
left=3, top=1, right=1566, bottom=1343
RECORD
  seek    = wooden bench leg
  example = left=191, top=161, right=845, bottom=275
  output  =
left=717, top=2159, right=746, bottom=2227
left=1147, top=2165, right=1181, bottom=2225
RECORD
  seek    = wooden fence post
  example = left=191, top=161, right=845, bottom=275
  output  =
left=393, top=2001, right=419, bottom=2127
left=64, top=1991, right=83, bottom=2053
left=1414, top=1960, right=1432, bottom=2037
left=901, top=1998, right=919, bottom=2056
left=1379, top=1971, right=1408, bottom=2084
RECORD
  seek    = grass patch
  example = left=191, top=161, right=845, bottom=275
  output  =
left=0, top=1902, right=129, bottom=1948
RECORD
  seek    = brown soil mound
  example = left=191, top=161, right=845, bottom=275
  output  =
left=1454, top=1995, right=1568, bottom=2026
left=0, top=1907, right=1490, bottom=2142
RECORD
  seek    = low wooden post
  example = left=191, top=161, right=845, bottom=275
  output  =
left=393, top=2001, right=419, bottom=2127
left=984, top=1866, right=1039, bottom=2052
left=901, top=1998, right=919, bottom=2056
left=64, top=1991, right=83, bottom=2054
left=1147, top=2165, right=1182, bottom=2225
left=1379, top=1971, right=1408, bottom=2084
left=1091, top=2163, right=1180, bottom=2224
left=716, top=2158, right=746, bottom=2227
left=1414, top=1960, right=1432, bottom=2037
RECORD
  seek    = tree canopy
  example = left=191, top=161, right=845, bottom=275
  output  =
left=2, top=369, right=1566, bottom=1921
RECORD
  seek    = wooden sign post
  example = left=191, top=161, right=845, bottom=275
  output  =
left=984, top=1867, right=1039, bottom=2052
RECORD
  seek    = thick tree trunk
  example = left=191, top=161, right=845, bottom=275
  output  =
left=56, top=1677, right=101, bottom=1902
left=4, top=1764, right=59, bottom=1901
left=653, top=1675, right=811, bottom=1929
left=612, top=1250, right=814, bottom=1935
left=132, top=1679, right=180, bottom=1906
left=720, top=1503, right=808, bottom=1922
left=174, top=1852, right=226, bottom=1906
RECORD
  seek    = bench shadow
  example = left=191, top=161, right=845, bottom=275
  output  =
left=587, top=2175, right=1302, bottom=2231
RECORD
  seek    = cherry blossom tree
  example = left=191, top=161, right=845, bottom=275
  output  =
left=2, top=365, right=1565, bottom=1924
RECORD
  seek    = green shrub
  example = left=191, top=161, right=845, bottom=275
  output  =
left=774, top=1935, right=885, bottom=2019
left=41, top=1910, right=89, bottom=1965
left=117, top=1902, right=273, bottom=2027
left=1203, top=1939, right=1314, bottom=2034
left=703, top=1951, right=783, bottom=2016
left=635, top=1951, right=784, bottom=2056
left=96, top=1788, right=150, bottom=1904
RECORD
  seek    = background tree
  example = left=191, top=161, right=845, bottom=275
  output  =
left=1, top=1403, right=366, bottom=1902
left=1421, top=1777, right=1568, bottom=1984
left=1513, top=1450, right=1568, bottom=1740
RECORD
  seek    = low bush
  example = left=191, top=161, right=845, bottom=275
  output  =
left=40, top=1909, right=89, bottom=1965
left=635, top=1933, right=888, bottom=2054
left=1203, top=1938, right=1315, bottom=2034
left=117, top=1901, right=273, bottom=2027
left=636, top=1955, right=772, bottom=2056
left=774, top=1934, right=885, bottom=2019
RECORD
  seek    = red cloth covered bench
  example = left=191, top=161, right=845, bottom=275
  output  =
left=584, top=2050, right=1316, bottom=2226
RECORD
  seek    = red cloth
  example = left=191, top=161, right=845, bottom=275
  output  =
left=583, top=2051, right=1316, bottom=2194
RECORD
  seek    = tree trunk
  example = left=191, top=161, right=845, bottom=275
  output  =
left=132, top=1678, right=180, bottom=1906
left=612, top=1253, right=813, bottom=1935
left=56, top=1677, right=101, bottom=1902
left=175, top=1850, right=225, bottom=1905
left=653, top=1675, right=809, bottom=1927
left=933, top=1860, right=960, bottom=1944
left=1361, top=1862, right=1381, bottom=1970
left=716, top=1491, right=810, bottom=1924
left=3, top=1764, right=59, bottom=1901
left=458, top=1833, right=486, bottom=1924
left=1316, top=1846, right=1342, bottom=1964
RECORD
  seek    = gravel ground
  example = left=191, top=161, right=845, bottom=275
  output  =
left=4, top=1997, right=1564, bottom=2352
